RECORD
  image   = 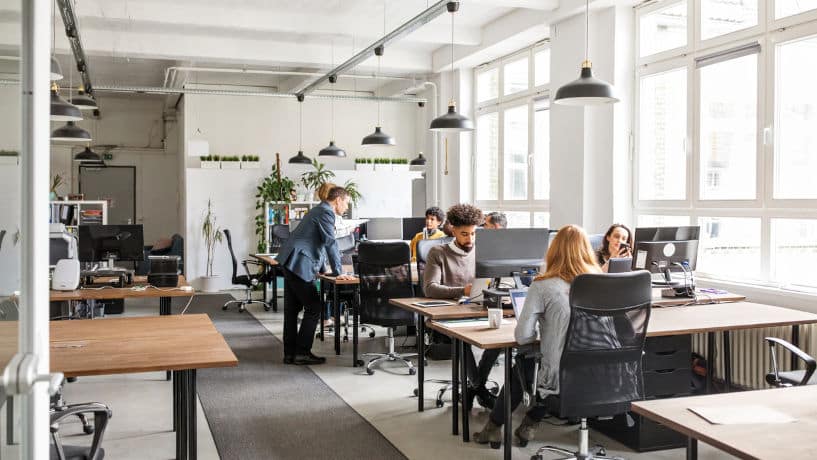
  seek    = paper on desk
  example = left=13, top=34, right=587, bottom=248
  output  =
left=688, top=405, right=796, bottom=425
left=441, top=319, right=512, bottom=328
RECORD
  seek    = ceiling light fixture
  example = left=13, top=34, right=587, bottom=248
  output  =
left=553, top=0, right=619, bottom=106
left=51, top=121, right=92, bottom=142
left=70, top=86, right=97, bottom=111
left=73, top=145, right=102, bottom=163
left=319, top=44, right=346, bottom=158
left=410, top=152, right=427, bottom=166
left=362, top=2, right=396, bottom=147
left=50, top=56, right=63, bottom=81
left=50, top=83, right=82, bottom=121
left=430, top=2, right=473, bottom=132
left=289, top=96, right=312, bottom=164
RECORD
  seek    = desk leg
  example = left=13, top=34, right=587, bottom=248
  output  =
left=417, top=316, right=425, bottom=412
left=792, top=325, right=800, bottom=370
left=172, top=371, right=178, bottom=432
left=503, top=347, right=512, bottom=460
left=722, top=331, right=732, bottom=392
left=161, top=296, right=172, bottom=381
left=177, top=369, right=187, bottom=460
left=272, top=269, right=279, bottom=313
left=706, top=332, right=715, bottom=393
left=452, top=339, right=459, bottom=436
left=6, top=396, right=13, bottom=445
left=334, top=284, right=341, bottom=356
left=318, top=282, right=325, bottom=342
left=353, top=289, right=360, bottom=367
left=189, top=369, right=197, bottom=460
left=687, top=438, right=698, bottom=460
left=460, top=340, right=469, bottom=442
left=262, top=265, right=268, bottom=304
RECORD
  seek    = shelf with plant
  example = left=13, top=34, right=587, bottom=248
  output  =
left=255, top=159, right=296, bottom=252
left=200, top=154, right=220, bottom=169
left=299, top=159, right=335, bottom=202
left=391, top=158, right=409, bottom=171
left=221, top=155, right=241, bottom=169
left=241, top=155, right=261, bottom=169
left=373, top=157, right=392, bottom=171
left=0, top=150, right=18, bottom=165
left=355, top=157, right=374, bottom=172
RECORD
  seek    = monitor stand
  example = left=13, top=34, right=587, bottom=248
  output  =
left=82, top=258, right=134, bottom=287
left=651, top=268, right=680, bottom=288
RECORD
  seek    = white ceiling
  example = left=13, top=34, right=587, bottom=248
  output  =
left=0, top=0, right=560, bottom=94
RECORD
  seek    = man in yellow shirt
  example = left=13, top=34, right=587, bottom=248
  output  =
left=409, top=206, right=446, bottom=261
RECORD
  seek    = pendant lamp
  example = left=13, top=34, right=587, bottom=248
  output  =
left=50, top=84, right=82, bottom=122
left=410, top=153, right=427, bottom=166
left=362, top=3, right=396, bottom=146
left=70, top=87, right=98, bottom=111
left=289, top=97, right=312, bottom=164
left=553, top=0, right=619, bottom=106
left=73, top=145, right=102, bottom=163
left=318, top=50, right=346, bottom=157
left=50, top=56, right=63, bottom=81
left=51, top=121, right=91, bottom=142
left=430, top=2, right=473, bottom=132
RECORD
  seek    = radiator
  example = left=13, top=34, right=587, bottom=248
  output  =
left=691, top=324, right=817, bottom=389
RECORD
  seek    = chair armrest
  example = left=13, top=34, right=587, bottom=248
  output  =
left=765, top=337, right=817, bottom=385
left=51, top=402, right=112, bottom=427
left=51, top=402, right=112, bottom=460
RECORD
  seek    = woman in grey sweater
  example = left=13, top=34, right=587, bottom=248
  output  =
left=473, top=224, right=601, bottom=448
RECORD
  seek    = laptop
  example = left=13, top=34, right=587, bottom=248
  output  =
left=508, top=288, right=528, bottom=317
left=608, top=257, right=633, bottom=273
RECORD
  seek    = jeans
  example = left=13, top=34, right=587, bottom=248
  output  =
left=282, top=269, right=322, bottom=357
left=489, top=355, right=549, bottom=426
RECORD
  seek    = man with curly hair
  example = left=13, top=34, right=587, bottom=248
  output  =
left=423, top=203, right=501, bottom=410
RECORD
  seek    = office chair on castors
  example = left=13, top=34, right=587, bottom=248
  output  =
left=765, top=337, right=817, bottom=387
left=223, top=229, right=272, bottom=312
left=531, top=271, right=651, bottom=460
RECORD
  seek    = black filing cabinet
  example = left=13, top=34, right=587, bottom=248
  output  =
left=590, top=334, right=691, bottom=451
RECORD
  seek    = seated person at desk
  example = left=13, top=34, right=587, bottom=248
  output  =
left=409, top=206, right=446, bottom=261
left=482, top=211, right=507, bottom=229
left=596, top=223, right=633, bottom=273
left=423, top=203, right=500, bottom=409
left=474, top=224, right=601, bottom=447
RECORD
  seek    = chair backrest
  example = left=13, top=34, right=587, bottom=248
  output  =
left=357, top=241, right=415, bottom=327
left=557, top=271, right=652, bottom=418
left=271, top=224, right=290, bottom=252
left=415, top=237, right=453, bottom=296
left=223, top=229, right=239, bottom=283
left=337, top=233, right=356, bottom=266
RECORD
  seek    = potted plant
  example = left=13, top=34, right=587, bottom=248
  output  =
left=300, top=159, right=336, bottom=201
left=200, top=154, right=219, bottom=169
left=391, top=158, right=409, bottom=172
left=201, top=199, right=223, bottom=292
left=374, top=157, right=391, bottom=172
left=0, top=150, right=19, bottom=165
left=221, top=155, right=241, bottom=169
left=241, top=154, right=261, bottom=169
left=343, top=179, right=363, bottom=218
left=50, top=173, right=65, bottom=201
left=255, top=160, right=296, bottom=252
left=355, top=157, right=374, bottom=172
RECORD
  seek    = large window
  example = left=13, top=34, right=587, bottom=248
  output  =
left=635, top=1, right=817, bottom=290
left=473, top=43, right=550, bottom=228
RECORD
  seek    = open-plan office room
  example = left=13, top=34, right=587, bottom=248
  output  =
left=2, top=0, right=817, bottom=459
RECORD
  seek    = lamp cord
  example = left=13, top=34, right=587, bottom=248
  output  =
left=450, top=7, right=454, bottom=103
left=331, top=40, right=335, bottom=141
left=299, top=101, right=303, bottom=151
left=584, top=0, right=589, bottom=63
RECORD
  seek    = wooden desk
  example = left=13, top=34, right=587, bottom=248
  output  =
left=631, top=385, right=817, bottom=459
left=250, top=254, right=281, bottom=312
left=651, top=290, right=745, bottom=307
left=49, top=275, right=192, bottom=316
left=51, top=314, right=237, bottom=460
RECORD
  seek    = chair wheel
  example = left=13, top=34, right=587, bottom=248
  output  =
left=368, top=332, right=375, bottom=338
left=343, top=336, right=349, bottom=342
left=436, top=400, right=444, bottom=408
left=355, top=360, right=364, bottom=367
left=222, top=305, right=229, bottom=311
left=82, top=425, right=94, bottom=435
left=413, top=388, right=419, bottom=397
left=489, top=442, right=501, bottom=449
left=366, top=368, right=375, bottom=375
left=239, top=306, right=246, bottom=313
left=264, top=305, right=271, bottom=311
left=409, top=368, right=416, bottom=375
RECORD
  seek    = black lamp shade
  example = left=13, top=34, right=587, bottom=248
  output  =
left=554, top=66, right=619, bottom=106
left=288, top=150, right=312, bottom=164
left=70, top=90, right=97, bottom=111
left=361, top=126, right=396, bottom=146
left=73, top=146, right=102, bottom=163
left=50, top=57, right=63, bottom=81
left=51, top=89, right=82, bottom=122
left=429, top=103, right=473, bottom=132
left=51, top=121, right=91, bottom=142
left=410, top=153, right=427, bottom=166
left=318, top=141, right=346, bottom=157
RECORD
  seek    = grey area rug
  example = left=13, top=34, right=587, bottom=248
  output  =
left=178, top=294, right=407, bottom=460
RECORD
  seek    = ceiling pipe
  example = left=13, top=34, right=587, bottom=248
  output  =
left=162, top=66, right=419, bottom=89
left=56, top=0, right=94, bottom=96
left=294, top=0, right=453, bottom=97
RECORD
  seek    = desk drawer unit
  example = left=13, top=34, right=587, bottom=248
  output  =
left=590, top=335, right=691, bottom=451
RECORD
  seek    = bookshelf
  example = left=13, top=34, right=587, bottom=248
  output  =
left=263, top=201, right=319, bottom=252
left=49, top=200, right=108, bottom=232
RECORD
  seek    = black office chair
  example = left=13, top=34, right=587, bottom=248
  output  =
left=223, top=229, right=271, bottom=313
left=415, top=237, right=453, bottom=297
left=357, top=241, right=417, bottom=375
left=764, top=337, right=817, bottom=387
left=531, top=271, right=652, bottom=460
left=50, top=398, right=112, bottom=460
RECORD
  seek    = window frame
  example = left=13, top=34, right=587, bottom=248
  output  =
left=473, top=42, right=551, bottom=228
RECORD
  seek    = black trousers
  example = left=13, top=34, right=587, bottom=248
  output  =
left=465, top=347, right=501, bottom=388
left=489, top=356, right=549, bottom=426
left=282, top=269, right=322, bottom=357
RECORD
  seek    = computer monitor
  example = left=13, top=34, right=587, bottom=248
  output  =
left=361, top=218, right=403, bottom=240
left=401, top=217, right=427, bottom=240
left=632, top=226, right=700, bottom=286
left=475, top=228, right=549, bottom=279
left=78, top=224, right=145, bottom=263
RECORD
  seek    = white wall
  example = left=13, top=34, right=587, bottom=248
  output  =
left=0, top=86, right=23, bottom=294
left=182, top=93, right=423, bottom=289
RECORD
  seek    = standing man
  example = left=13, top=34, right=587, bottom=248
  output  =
left=276, top=186, right=353, bottom=365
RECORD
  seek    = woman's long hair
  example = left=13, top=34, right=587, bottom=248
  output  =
left=537, top=225, right=601, bottom=283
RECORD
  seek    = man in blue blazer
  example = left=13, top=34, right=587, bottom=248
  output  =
left=276, top=186, right=353, bottom=365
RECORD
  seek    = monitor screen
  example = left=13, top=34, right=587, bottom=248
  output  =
left=401, top=217, right=427, bottom=240
left=361, top=218, right=403, bottom=240
left=633, top=240, right=699, bottom=275
left=475, top=228, right=549, bottom=279
left=78, top=224, right=145, bottom=262
left=634, top=226, right=700, bottom=243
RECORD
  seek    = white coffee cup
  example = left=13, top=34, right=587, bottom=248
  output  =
left=487, top=308, right=503, bottom=329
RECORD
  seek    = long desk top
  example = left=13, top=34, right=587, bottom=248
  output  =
left=631, top=385, right=817, bottom=459
left=426, top=301, right=817, bottom=350
left=50, top=314, right=237, bottom=377
left=49, top=275, right=192, bottom=301
left=389, top=298, right=511, bottom=320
